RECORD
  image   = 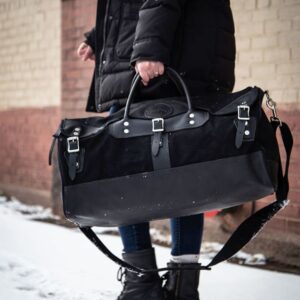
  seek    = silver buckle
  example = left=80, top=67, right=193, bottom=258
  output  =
left=67, top=137, right=80, bottom=153
left=152, top=118, right=164, bottom=132
left=237, top=105, right=250, bottom=121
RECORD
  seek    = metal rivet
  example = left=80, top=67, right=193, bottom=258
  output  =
left=75, top=127, right=80, bottom=131
left=189, top=113, right=195, bottom=118
left=124, top=129, right=130, bottom=134
left=124, top=121, right=129, bottom=127
left=73, top=132, right=79, bottom=136
left=189, top=120, right=195, bottom=125
left=245, top=121, right=249, bottom=126
left=245, top=130, right=250, bottom=136
left=102, top=60, right=106, bottom=64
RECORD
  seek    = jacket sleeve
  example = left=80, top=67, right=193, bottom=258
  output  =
left=130, top=0, right=186, bottom=67
left=83, top=27, right=96, bottom=52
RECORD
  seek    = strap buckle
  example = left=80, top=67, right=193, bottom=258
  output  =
left=152, top=118, right=164, bottom=132
left=237, top=105, right=250, bottom=121
left=67, top=137, right=80, bottom=153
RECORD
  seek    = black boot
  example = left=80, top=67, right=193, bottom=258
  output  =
left=163, top=262, right=201, bottom=300
left=117, top=247, right=166, bottom=300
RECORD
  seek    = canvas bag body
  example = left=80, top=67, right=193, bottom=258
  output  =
left=54, top=68, right=280, bottom=228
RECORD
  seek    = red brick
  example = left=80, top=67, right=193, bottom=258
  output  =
left=62, top=0, right=97, bottom=118
left=289, top=190, right=300, bottom=203
left=287, top=219, right=300, bottom=235
left=289, top=174, right=300, bottom=190
left=0, top=107, right=60, bottom=191
left=277, top=203, right=300, bottom=219
left=264, top=216, right=287, bottom=233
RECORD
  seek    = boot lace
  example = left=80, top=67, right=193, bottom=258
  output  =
left=117, top=267, right=128, bottom=300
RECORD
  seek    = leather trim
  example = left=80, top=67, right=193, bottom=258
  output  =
left=214, top=88, right=259, bottom=115
left=63, top=151, right=277, bottom=227
left=151, top=133, right=171, bottom=170
left=109, top=111, right=209, bottom=138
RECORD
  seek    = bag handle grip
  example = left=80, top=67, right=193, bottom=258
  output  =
left=123, top=67, right=193, bottom=119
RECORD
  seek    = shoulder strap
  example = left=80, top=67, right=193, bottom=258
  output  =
left=79, top=121, right=293, bottom=274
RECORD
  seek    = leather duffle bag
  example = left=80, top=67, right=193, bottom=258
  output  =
left=49, top=67, right=293, bottom=274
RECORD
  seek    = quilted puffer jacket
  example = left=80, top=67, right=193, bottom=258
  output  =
left=83, top=0, right=236, bottom=113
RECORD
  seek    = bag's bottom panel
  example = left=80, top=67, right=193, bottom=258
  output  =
left=63, top=151, right=277, bottom=227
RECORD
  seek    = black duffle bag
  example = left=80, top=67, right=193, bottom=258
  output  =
left=49, top=67, right=293, bottom=274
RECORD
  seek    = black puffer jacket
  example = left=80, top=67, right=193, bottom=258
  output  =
left=84, top=0, right=236, bottom=113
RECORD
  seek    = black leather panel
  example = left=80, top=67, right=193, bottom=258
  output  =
left=151, top=133, right=171, bottom=170
left=109, top=111, right=209, bottom=138
left=214, top=88, right=259, bottom=115
left=63, top=151, right=277, bottom=227
left=130, top=98, right=187, bottom=119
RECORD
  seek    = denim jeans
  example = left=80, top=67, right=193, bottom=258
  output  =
left=109, top=104, right=204, bottom=255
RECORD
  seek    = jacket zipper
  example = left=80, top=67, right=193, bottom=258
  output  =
left=97, top=0, right=111, bottom=112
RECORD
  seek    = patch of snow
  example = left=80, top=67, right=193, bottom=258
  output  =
left=0, top=196, right=59, bottom=221
left=201, top=241, right=267, bottom=265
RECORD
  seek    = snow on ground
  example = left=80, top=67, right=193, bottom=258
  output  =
left=1, top=198, right=300, bottom=300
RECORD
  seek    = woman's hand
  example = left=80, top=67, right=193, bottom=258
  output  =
left=77, top=42, right=95, bottom=61
left=135, top=60, right=165, bottom=86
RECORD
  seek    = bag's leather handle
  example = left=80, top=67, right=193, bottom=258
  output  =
left=124, top=67, right=193, bottom=119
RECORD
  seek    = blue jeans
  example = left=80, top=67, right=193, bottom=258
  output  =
left=119, top=215, right=204, bottom=256
left=109, top=104, right=204, bottom=255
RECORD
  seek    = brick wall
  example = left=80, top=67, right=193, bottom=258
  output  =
left=231, top=0, right=300, bottom=106
left=61, top=0, right=97, bottom=118
left=0, top=0, right=61, bottom=109
left=229, top=0, right=300, bottom=234
left=0, top=0, right=61, bottom=206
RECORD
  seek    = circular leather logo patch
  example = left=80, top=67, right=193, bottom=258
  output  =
left=144, top=103, right=174, bottom=118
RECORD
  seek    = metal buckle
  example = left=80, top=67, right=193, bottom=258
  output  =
left=237, top=105, right=250, bottom=121
left=152, top=118, right=164, bottom=132
left=265, top=90, right=282, bottom=126
left=67, top=137, right=80, bottom=153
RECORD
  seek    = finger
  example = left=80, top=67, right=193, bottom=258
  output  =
left=80, top=50, right=89, bottom=61
left=83, top=47, right=94, bottom=61
left=148, top=71, right=155, bottom=79
left=158, top=63, right=164, bottom=75
left=83, top=51, right=90, bottom=61
left=148, top=62, right=157, bottom=78
left=77, top=43, right=88, bottom=56
left=139, top=70, right=150, bottom=85
left=153, top=67, right=160, bottom=77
